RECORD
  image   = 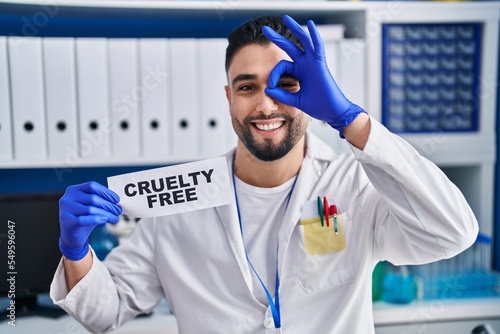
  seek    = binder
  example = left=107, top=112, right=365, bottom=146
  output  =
left=169, top=39, right=199, bottom=160
left=108, top=38, right=140, bottom=157
left=226, top=121, right=238, bottom=151
left=308, top=35, right=349, bottom=154
left=199, top=38, right=230, bottom=157
left=339, top=39, right=365, bottom=108
left=138, top=38, right=170, bottom=158
left=8, top=37, right=47, bottom=160
left=324, top=39, right=340, bottom=86
left=42, top=37, right=79, bottom=161
left=75, top=38, right=110, bottom=158
left=0, top=36, right=13, bottom=161
left=316, top=24, right=344, bottom=80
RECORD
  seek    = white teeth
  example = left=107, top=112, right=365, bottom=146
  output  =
left=255, top=122, right=283, bottom=131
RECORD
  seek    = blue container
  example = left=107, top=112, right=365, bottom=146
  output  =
left=89, top=224, right=119, bottom=261
left=382, top=264, right=417, bottom=304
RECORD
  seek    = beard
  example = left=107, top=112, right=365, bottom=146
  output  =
left=232, top=112, right=307, bottom=162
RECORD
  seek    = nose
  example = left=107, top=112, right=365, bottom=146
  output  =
left=256, top=90, right=279, bottom=115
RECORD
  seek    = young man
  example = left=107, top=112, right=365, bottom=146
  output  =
left=51, top=15, right=478, bottom=333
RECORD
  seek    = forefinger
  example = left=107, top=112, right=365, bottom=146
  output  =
left=282, top=15, right=314, bottom=53
left=78, top=181, right=120, bottom=204
left=268, top=59, right=296, bottom=88
left=262, top=25, right=303, bottom=60
left=77, top=193, right=122, bottom=216
left=307, top=19, right=325, bottom=58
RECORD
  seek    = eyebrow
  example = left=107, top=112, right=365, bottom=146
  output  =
left=231, top=73, right=257, bottom=87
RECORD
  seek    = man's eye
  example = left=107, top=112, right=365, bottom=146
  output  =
left=238, top=85, right=255, bottom=92
left=278, top=81, right=299, bottom=91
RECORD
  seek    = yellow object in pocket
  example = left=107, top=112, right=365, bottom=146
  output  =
left=300, top=215, right=346, bottom=255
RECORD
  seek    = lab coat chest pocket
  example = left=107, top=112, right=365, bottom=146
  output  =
left=296, top=212, right=359, bottom=292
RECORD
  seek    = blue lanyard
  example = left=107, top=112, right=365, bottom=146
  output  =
left=232, top=155, right=298, bottom=331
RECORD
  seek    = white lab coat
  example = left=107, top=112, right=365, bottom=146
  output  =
left=50, top=117, right=478, bottom=333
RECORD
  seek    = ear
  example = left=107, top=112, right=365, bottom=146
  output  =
left=225, top=85, right=231, bottom=105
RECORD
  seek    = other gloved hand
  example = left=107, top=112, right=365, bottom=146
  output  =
left=59, top=181, right=122, bottom=261
left=263, top=15, right=366, bottom=137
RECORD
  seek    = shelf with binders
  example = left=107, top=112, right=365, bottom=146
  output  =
left=0, top=3, right=497, bottom=242
left=0, top=1, right=498, bottom=168
left=364, top=2, right=498, bottom=168
left=0, top=3, right=497, bottom=271
left=0, top=35, right=239, bottom=168
left=0, top=1, right=371, bottom=169
left=0, top=0, right=367, bottom=169
left=362, top=4, right=498, bottom=267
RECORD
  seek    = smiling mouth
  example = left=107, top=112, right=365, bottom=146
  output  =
left=252, top=121, right=284, bottom=132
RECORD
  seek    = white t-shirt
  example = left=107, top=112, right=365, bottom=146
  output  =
left=233, top=176, right=296, bottom=305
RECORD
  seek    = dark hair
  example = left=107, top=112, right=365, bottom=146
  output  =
left=225, top=15, right=302, bottom=73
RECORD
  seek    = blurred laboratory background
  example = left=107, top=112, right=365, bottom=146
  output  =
left=0, top=1, right=499, bottom=333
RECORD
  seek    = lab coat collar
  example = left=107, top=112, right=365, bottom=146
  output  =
left=277, top=131, right=339, bottom=276
left=305, top=130, right=340, bottom=162
left=214, top=151, right=254, bottom=294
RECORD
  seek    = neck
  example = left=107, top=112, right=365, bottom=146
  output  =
left=233, top=136, right=305, bottom=188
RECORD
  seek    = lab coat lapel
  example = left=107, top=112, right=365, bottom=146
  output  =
left=277, top=154, right=317, bottom=271
left=214, top=151, right=253, bottom=291
left=214, top=204, right=253, bottom=289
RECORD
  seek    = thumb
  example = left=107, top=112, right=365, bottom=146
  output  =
left=265, top=87, right=300, bottom=109
left=78, top=214, right=109, bottom=227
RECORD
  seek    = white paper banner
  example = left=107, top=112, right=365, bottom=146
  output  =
left=107, top=157, right=232, bottom=218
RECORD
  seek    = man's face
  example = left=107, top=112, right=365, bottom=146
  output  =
left=225, top=43, right=309, bottom=162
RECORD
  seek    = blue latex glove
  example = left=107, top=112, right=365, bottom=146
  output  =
left=59, top=181, right=122, bottom=261
left=263, top=15, right=366, bottom=137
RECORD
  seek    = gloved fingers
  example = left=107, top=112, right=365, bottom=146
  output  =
left=66, top=202, right=120, bottom=225
left=77, top=181, right=120, bottom=204
left=79, top=193, right=122, bottom=216
left=59, top=193, right=122, bottom=217
left=65, top=196, right=122, bottom=220
left=262, top=25, right=303, bottom=60
left=77, top=214, right=117, bottom=226
left=60, top=211, right=109, bottom=238
left=266, top=59, right=300, bottom=106
left=282, top=14, right=314, bottom=54
left=268, top=59, right=296, bottom=88
left=84, top=205, right=120, bottom=224
left=60, top=211, right=107, bottom=227
left=265, top=86, right=298, bottom=108
left=306, top=19, right=325, bottom=58
left=60, top=189, right=122, bottom=216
